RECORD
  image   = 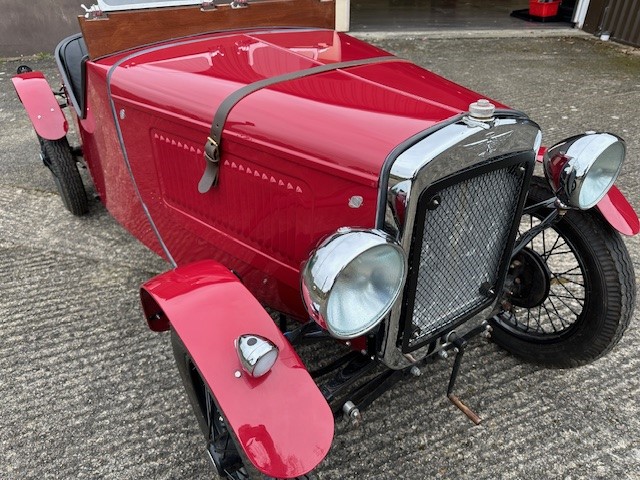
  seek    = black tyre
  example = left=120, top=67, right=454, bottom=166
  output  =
left=40, top=137, right=88, bottom=216
left=490, top=177, right=635, bottom=368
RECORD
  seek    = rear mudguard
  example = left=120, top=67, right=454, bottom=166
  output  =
left=536, top=147, right=638, bottom=236
left=140, top=260, right=334, bottom=478
left=11, top=72, right=68, bottom=140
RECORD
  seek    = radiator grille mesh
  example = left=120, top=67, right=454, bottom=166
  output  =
left=405, top=164, right=525, bottom=348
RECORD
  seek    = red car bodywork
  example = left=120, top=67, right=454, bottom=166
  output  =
left=76, top=29, right=506, bottom=318
left=11, top=24, right=639, bottom=478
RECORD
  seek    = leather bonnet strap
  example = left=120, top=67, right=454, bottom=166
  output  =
left=198, top=55, right=404, bottom=193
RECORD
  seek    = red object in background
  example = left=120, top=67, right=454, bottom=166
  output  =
left=529, top=0, right=561, bottom=18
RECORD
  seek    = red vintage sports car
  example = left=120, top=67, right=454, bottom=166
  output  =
left=12, top=1, right=639, bottom=478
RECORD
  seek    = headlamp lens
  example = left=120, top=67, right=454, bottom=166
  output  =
left=578, top=140, right=625, bottom=208
left=326, top=244, right=405, bottom=338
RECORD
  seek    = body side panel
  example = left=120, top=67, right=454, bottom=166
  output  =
left=88, top=28, right=510, bottom=315
left=78, top=62, right=168, bottom=260
left=112, top=98, right=377, bottom=317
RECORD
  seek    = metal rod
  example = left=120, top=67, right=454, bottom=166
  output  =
left=448, top=394, right=482, bottom=425
left=310, top=351, right=361, bottom=378
left=522, top=197, right=556, bottom=214
left=446, top=337, right=466, bottom=396
left=445, top=332, right=483, bottom=425
left=512, top=208, right=560, bottom=257
left=321, top=359, right=378, bottom=402
left=346, top=368, right=404, bottom=414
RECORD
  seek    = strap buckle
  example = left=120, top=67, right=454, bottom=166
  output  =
left=198, top=137, right=220, bottom=193
left=204, top=137, right=219, bottom=164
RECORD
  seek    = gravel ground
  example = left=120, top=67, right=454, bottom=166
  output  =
left=1, top=32, right=639, bottom=479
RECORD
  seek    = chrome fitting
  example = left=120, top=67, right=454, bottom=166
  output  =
left=342, top=401, right=361, bottom=424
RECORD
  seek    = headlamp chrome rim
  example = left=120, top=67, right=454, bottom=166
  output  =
left=301, top=228, right=407, bottom=340
left=543, top=132, right=626, bottom=210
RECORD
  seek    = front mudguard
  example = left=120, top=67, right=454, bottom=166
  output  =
left=12, top=72, right=68, bottom=140
left=596, top=185, right=639, bottom=236
left=140, top=260, right=334, bottom=478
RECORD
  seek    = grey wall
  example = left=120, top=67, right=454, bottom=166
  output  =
left=604, top=0, right=640, bottom=47
left=0, top=0, right=83, bottom=57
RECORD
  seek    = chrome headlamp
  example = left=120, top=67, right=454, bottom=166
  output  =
left=543, top=132, right=626, bottom=209
left=301, top=228, right=407, bottom=340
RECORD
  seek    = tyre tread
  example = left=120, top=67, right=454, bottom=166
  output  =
left=42, top=137, right=89, bottom=216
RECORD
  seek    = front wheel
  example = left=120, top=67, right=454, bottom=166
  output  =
left=40, top=137, right=88, bottom=216
left=171, top=332, right=317, bottom=480
left=491, top=177, right=635, bottom=368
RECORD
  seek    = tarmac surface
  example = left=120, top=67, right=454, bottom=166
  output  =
left=1, top=31, right=639, bottom=479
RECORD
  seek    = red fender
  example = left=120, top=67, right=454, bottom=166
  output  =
left=11, top=72, right=68, bottom=140
left=140, top=260, right=334, bottom=478
left=536, top=147, right=638, bottom=236
left=596, top=185, right=639, bottom=236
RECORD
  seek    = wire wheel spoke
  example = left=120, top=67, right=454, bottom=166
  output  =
left=545, top=297, right=565, bottom=328
left=509, top=212, right=586, bottom=337
left=205, top=387, right=245, bottom=479
left=541, top=234, right=566, bottom=260
left=551, top=293, right=585, bottom=306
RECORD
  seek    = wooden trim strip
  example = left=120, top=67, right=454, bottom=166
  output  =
left=79, top=0, right=336, bottom=59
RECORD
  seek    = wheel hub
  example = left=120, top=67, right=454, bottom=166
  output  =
left=508, top=247, right=551, bottom=309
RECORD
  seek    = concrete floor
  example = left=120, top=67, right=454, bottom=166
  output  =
left=1, top=31, right=639, bottom=480
left=351, top=0, right=574, bottom=31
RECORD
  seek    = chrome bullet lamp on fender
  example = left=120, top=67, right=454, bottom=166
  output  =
left=235, top=334, right=279, bottom=378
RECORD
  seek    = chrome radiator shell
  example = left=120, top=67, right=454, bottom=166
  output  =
left=376, top=113, right=541, bottom=369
